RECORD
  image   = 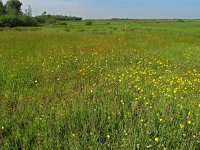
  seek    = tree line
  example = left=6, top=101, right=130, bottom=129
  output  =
left=0, top=0, right=82, bottom=27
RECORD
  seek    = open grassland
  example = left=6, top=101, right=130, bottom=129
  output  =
left=0, top=20, right=200, bottom=149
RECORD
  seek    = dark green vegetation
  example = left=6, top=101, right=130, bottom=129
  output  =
left=0, top=20, right=200, bottom=149
left=0, top=0, right=82, bottom=28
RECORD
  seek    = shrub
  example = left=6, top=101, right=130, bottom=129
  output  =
left=48, top=17, right=57, bottom=24
left=0, top=15, right=37, bottom=27
left=21, top=16, right=37, bottom=26
left=85, top=21, right=92, bottom=26
left=176, top=19, right=185, bottom=23
left=105, top=22, right=111, bottom=25
left=34, top=15, right=82, bottom=25
left=35, top=16, right=46, bottom=24
left=65, top=28, right=70, bottom=32
left=78, top=28, right=85, bottom=32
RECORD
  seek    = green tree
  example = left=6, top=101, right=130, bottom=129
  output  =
left=6, top=0, right=22, bottom=15
left=0, top=0, right=6, bottom=16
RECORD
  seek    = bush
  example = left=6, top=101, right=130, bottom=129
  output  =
left=48, top=17, right=57, bottom=24
left=22, top=16, right=37, bottom=26
left=34, top=15, right=82, bottom=25
left=35, top=16, right=46, bottom=24
left=65, top=28, right=70, bottom=32
left=85, top=21, right=92, bottom=26
left=176, top=19, right=185, bottom=23
left=0, top=15, right=37, bottom=27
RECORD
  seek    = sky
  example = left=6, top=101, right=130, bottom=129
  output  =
left=2, top=0, right=200, bottom=19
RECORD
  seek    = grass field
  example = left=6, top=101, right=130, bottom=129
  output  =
left=0, top=20, right=200, bottom=149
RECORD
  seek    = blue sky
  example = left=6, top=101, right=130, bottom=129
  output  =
left=2, top=0, right=200, bottom=19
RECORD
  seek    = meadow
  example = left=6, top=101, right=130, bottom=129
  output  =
left=0, top=20, right=200, bottom=149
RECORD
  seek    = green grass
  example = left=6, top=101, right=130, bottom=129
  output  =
left=0, top=20, right=200, bottom=149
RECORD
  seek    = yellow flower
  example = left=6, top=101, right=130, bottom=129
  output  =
left=187, top=120, right=192, bottom=125
left=173, top=89, right=177, bottom=94
left=159, top=118, right=163, bottom=122
left=72, top=133, right=76, bottom=137
left=170, top=117, right=173, bottom=122
left=180, top=124, right=184, bottom=129
left=198, top=104, right=200, bottom=108
left=107, top=135, right=110, bottom=139
left=154, top=137, right=159, bottom=142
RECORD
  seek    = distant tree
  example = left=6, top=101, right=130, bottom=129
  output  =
left=0, top=0, right=6, bottom=16
left=6, top=0, right=22, bottom=15
left=25, top=5, right=32, bottom=16
left=42, top=11, right=47, bottom=16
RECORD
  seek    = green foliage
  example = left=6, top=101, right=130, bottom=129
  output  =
left=0, top=15, right=37, bottom=27
left=0, top=0, right=6, bottom=16
left=85, top=21, right=93, bottom=25
left=176, top=19, right=185, bottom=23
left=0, top=1, right=82, bottom=27
left=35, top=15, right=82, bottom=24
left=47, top=17, right=57, bottom=24
left=5, top=0, right=22, bottom=15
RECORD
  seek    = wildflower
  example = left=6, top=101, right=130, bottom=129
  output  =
left=72, top=133, right=76, bottom=137
left=121, top=100, right=124, bottom=105
left=154, top=137, right=159, bottom=142
left=173, top=89, right=177, bottom=94
left=159, top=118, right=163, bottom=122
left=170, top=117, right=173, bottom=122
left=137, top=144, right=140, bottom=148
left=187, top=120, right=192, bottom=125
left=106, top=134, right=110, bottom=139
left=180, top=124, right=184, bottom=129
left=146, top=145, right=152, bottom=148
left=198, top=104, right=200, bottom=108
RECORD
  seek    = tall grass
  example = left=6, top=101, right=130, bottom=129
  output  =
left=0, top=21, right=200, bottom=149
